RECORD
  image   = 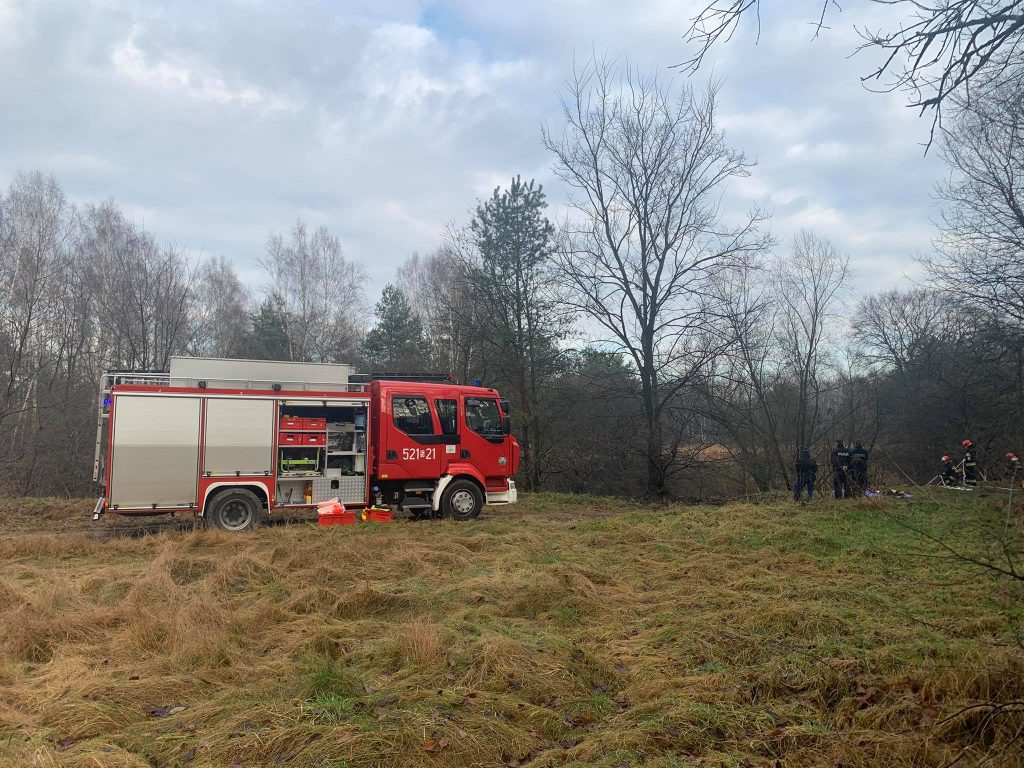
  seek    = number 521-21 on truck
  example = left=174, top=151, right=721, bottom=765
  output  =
left=93, top=357, right=519, bottom=531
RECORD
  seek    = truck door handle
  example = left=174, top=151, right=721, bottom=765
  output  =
left=461, top=449, right=471, bottom=459
left=387, top=450, right=398, bottom=460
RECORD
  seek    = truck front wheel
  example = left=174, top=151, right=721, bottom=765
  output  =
left=207, top=489, right=263, bottom=532
left=441, top=479, right=483, bottom=521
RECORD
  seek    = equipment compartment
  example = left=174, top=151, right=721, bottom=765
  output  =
left=276, top=399, right=369, bottom=504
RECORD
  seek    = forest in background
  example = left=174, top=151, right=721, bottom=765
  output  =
left=2, top=50, right=1022, bottom=500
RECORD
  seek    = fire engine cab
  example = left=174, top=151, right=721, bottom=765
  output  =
left=92, top=357, right=519, bottom=530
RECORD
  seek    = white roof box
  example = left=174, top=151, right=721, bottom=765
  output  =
left=169, top=356, right=354, bottom=391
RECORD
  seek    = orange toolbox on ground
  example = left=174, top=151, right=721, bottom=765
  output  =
left=279, top=432, right=303, bottom=446
left=304, top=433, right=326, bottom=446
left=303, top=417, right=327, bottom=430
left=280, top=416, right=303, bottom=430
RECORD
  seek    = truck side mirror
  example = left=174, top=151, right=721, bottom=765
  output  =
left=502, top=415, right=511, bottom=435
left=500, top=398, right=511, bottom=415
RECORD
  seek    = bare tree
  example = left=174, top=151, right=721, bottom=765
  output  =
left=703, top=257, right=790, bottom=491
left=543, top=57, right=769, bottom=497
left=772, top=230, right=850, bottom=452
left=853, top=287, right=952, bottom=372
left=261, top=220, right=368, bottom=363
left=926, top=83, right=1024, bottom=323
left=682, top=1, right=1024, bottom=143
left=397, top=247, right=486, bottom=383
left=189, top=256, right=252, bottom=358
left=0, top=172, right=81, bottom=490
left=80, top=201, right=198, bottom=371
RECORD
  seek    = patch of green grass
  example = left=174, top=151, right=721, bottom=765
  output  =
left=564, top=692, right=616, bottom=721
left=305, top=659, right=363, bottom=699
left=554, top=606, right=581, bottom=627
left=527, top=551, right=564, bottom=565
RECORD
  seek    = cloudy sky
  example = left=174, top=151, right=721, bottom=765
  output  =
left=0, top=0, right=943, bottom=296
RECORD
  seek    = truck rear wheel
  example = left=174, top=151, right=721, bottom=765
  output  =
left=207, top=489, right=263, bottom=532
left=441, top=479, right=483, bottom=521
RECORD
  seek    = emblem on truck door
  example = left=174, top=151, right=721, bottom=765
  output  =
left=498, top=456, right=507, bottom=466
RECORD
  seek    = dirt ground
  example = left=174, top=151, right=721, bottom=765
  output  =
left=0, top=491, right=1021, bottom=767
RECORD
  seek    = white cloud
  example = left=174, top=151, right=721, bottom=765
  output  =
left=0, top=0, right=26, bottom=46
left=0, top=0, right=942, bottom=300
left=110, top=28, right=296, bottom=111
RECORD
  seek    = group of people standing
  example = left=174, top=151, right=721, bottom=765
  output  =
left=792, top=438, right=1022, bottom=501
left=792, top=440, right=870, bottom=502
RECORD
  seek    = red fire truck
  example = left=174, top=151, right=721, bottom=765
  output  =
left=93, top=357, right=519, bottom=530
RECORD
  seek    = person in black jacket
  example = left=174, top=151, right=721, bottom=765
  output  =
left=848, top=442, right=869, bottom=495
left=941, top=455, right=960, bottom=486
left=962, top=439, right=980, bottom=486
left=831, top=440, right=852, bottom=498
left=793, top=447, right=817, bottom=502
left=1005, top=452, right=1022, bottom=490
left=1005, top=452, right=1019, bottom=479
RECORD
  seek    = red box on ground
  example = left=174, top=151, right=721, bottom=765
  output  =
left=303, top=417, right=326, bottom=431
left=319, top=511, right=357, bottom=526
left=362, top=507, right=393, bottom=523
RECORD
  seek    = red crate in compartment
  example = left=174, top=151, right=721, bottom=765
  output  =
left=280, top=416, right=303, bottom=430
left=304, top=433, right=326, bottom=446
left=279, top=432, right=303, bottom=446
left=303, top=417, right=326, bottom=431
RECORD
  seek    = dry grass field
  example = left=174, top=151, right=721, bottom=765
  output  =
left=0, top=492, right=1022, bottom=767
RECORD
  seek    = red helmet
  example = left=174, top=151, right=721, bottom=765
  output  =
left=1008, top=452, right=1019, bottom=460
left=962, top=439, right=972, bottom=447
left=941, top=455, right=950, bottom=462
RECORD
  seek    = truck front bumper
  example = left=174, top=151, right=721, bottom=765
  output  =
left=485, top=480, right=518, bottom=506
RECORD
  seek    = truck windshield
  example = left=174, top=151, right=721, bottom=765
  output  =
left=465, top=398, right=502, bottom=437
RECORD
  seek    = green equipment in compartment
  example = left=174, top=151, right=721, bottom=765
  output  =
left=279, top=452, right=320, bottom=473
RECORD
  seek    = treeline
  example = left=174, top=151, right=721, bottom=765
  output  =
left=2, top=57, right=1021, bottom=498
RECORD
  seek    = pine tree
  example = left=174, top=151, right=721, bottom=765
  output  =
left=245, top=295, right=291, bottom=361
left=362, top=285, right=427, bottom=371
left=464, top=176, right=565, bottom=490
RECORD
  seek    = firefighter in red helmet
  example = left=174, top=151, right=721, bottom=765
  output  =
left=1006, top=452, right=1020, bottom=484
left=962, top=439, right=980, bottom=486
left=941, top=455, right=960, bottom=486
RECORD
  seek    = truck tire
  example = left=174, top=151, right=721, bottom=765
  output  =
left=441, top=479, right=483, bottom=521
left=207, top=489, right=263, bottom=532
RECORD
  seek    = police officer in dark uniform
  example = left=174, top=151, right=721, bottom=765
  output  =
left=831, top=440, right=852, bottom=498
left=962, top=439, right=980, bottom=486
left=793, top=447, right=817, bottom=502
left=849, top=441, right=869, bottom=495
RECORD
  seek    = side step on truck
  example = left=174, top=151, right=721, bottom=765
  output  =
left=93, top=357, right=519, bottom=530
